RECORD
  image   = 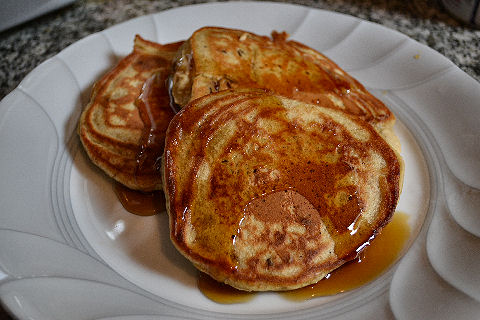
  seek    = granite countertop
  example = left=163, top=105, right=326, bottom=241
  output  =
left=0, top=0, right=479, bottom=318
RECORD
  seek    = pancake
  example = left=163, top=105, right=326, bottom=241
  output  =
left=78, top=35, right=182, bottom=191
left=163, top=89, right=403, bottom=291
left=169, top=27, right=399, bottom=152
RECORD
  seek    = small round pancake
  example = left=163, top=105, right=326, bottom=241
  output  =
left=163, top=89, right=403, bottom=291
left=78, top=36, right=182, bottom=191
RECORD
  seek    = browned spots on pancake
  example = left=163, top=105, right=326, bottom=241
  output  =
left=234, top=190, right=335, bottom=279
left=132, top=54, right=167, bottom=72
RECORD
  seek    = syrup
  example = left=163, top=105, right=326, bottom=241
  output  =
left=197, top=272, right=256, bottom=304
left=135, top=70, right=175, bottom=179
left=282, top=211, right=410, bottom=300
left=113, top=183, right=166, bottom=216
left=197, top=212, right=410, bottom=303
left=113, top=69, right=174, bottom=216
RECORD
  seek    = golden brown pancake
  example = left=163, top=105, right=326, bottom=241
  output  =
left=163, top=89, right=403, bottom=291
left=170, top=27, right=399, bottom=151
left=78, top=35, right=182, bottom=191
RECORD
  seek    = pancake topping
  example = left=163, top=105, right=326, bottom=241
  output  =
left=135, top=71, right=175, bottom=178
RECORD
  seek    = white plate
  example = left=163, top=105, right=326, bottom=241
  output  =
left=1, top=2, right=479, bottom=319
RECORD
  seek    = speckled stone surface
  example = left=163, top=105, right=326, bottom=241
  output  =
left=0, top=0, right=479, bottom=101
left=0, top=0, right=478, bottom=318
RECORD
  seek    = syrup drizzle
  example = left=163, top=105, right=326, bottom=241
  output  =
left=198, top=212, right=410, bottom=303
left=114, top=69, right=175, bottom=216
left=197, top=272, right=257, bottom=304
left=135, top=71, right=175, bottom=179
left=282, top=211, right=410, bottom=300
left=113, top=183, right=166, bottom=216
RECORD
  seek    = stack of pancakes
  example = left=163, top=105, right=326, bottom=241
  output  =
left=78, top=27, right=403, bottom=291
